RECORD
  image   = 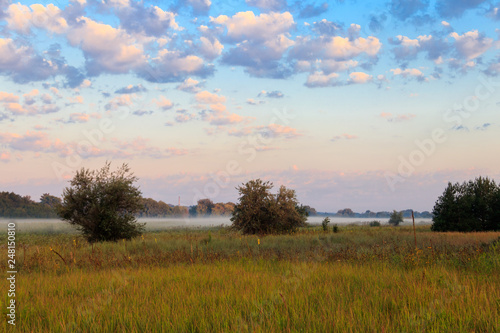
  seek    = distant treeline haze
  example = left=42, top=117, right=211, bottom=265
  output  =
left=0, top=191, right=430, bottom=219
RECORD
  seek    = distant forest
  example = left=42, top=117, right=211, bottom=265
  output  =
left=0, top=191, right=192, bottom=218
left=0, top=191, right=430, bottom=219
left=329, top=208, right=432, bottom=219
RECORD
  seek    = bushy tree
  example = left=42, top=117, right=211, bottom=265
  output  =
left=388, top=210, right=404, bottom=226
left=231, top=179, right=307, bottom=234
left=196, top=198, right=215, bottom=216
left=56, top=162, right=145, bottom=243
left=432, top=177, right=500, bottom=232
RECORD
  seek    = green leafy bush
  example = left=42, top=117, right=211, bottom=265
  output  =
left=321, top=217, right=331, bottom=231
left=230, top=179, right=307, bottom=235
left=56, top=162, right=145, bottom=243
left=388, top=211, right=404, bottom=226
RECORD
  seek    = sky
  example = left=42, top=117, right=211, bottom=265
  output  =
left=0, top=0, right=499, bottom=212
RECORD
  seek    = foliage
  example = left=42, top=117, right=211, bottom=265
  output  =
left=188, top=200, right=235, bottom=217
left=432, top=176, right=500, bottom=232
left=0, top=192, right=59, bottom=218
left=138, top=198, right=173, bottom=217
left=40, top=193, right=62, bottom=209
left=321, top=217, right=330, bottom=231
left=301, top=205, right=317, bottom=216
left=336, top=208, right=355, bottom=217
left=369, top=221, right=381, bottom=227
left=332, top=224, right=339, bottom=233
left=388, top=210, right=404, bottom=226
left=56, top=162, right=145, bottom=243
left=231, top=179, right=307, bottom=234
left=196, top=199, right=215, bottom=216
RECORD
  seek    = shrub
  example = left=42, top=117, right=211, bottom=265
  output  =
left=388, top=210, right=404, bottom=226
left=56, top=162, right=145, bottom=243
left=432, top=176, right=500, bottom=232
left=230, top=179, right=307, bottom=234
left=369, top=221, right=381, bottom=227
left=321, top=217, right=331, bottom=231
left=332, top=224, right=339, bottom=233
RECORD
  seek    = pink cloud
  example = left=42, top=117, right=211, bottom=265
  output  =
left=66, top=17, right=146, bottom=74
left=380, top=112, right=416, bottom=122
left=0, top=92, right=19, bottom=103
left=195, top=90, right=226, bottom=104
left=331, top=133, right=358, bottom=142
left=212, top=11, right=294, bottom=43
left=112, top=137, right=188, bottom=159
left=349, top=71, right=372, bottom=84
left=105, top=94, right=134, bottom=110
left=0, top=131, right=52, bottom=151
left=0, top=152, right=11, bottom=162
left=154, top=96, right=174, bottom=110
left=69, top=112, right=101, bottom=123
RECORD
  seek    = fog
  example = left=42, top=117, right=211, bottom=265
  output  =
left=0, top=216, right=432, bottom=234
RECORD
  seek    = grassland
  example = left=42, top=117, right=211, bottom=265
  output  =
left=1, top=224, right=499, bottom=332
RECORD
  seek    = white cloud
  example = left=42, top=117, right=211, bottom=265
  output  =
left=66, top=17, right=146, bottom=75
left=198, top=36, right=224, bottom=60
left=450, top=30, right=493, bottom=60
left=212, top=11, right=294, bottom=43
left=176, top=78, right=202, bottom=93
left=349, top=72, right=372, bottom=84
left=380, top=112, right=416, bottom=122
left=305, top=72, right=340, bottom=88
left=195, top=90, right=226, bottom=104
left=6, top=3, right=68, bottom=34
left=154, top=96, right=174, bottom=110
left=391, top=67, right=426, bottom=80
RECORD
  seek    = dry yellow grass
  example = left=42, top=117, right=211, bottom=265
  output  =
left=1, top=225, right=499, bottom=332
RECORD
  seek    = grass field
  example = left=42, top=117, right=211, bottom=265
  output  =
left=2, top=224, right=499, bottom=332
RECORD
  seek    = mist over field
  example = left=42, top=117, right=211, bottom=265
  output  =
left=0, top=216, right=432, bottom=234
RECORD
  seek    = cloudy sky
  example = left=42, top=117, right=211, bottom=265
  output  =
left=0, top=0, right=499, bottom=212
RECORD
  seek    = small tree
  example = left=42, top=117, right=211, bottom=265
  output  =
left=388, top=210, right=404, bottom=226
left=231, top=179, right=307, bottom=234
left=56, top=162, right=145, bottom=243
left=321, top=217, right=330, bottom=231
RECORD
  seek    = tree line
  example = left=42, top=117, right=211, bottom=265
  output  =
left=432, top=176, right=500, bottom=232
left=0, top=192, right=61, bottom=218
left=333, top=208, right=432, bottom=218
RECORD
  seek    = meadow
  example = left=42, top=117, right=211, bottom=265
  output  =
left=1, top=224, right=499, bottom=332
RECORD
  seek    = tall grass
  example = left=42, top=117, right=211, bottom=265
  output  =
left=1, top=225, right=499, bottom=332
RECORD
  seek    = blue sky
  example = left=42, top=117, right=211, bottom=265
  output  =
left=1, top=0, right=499, bottom=212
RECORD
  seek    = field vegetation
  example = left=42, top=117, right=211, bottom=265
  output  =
left=1, top=224, right=499, bottom=332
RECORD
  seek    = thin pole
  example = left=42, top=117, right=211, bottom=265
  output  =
left=412, top=210, right=417, bottom=248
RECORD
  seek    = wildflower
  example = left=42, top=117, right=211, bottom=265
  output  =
left=258, top=239, right=260, bottom=245
left=155, top=238, right=157, bottom=243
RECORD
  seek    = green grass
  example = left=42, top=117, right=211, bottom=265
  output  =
left=1, top=225, right=499, bottom=332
